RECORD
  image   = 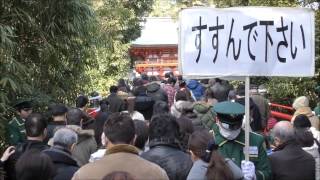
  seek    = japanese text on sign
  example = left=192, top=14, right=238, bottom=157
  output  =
left=179, top=7, right=315, bottom=78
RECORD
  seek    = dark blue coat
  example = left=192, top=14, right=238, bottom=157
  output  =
left=43, top=146, right=79, bottom=180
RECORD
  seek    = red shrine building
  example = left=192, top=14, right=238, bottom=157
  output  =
left=129, top=17, right=179, bottom=77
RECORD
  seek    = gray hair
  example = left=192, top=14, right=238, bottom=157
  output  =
left=273, top=121, right=295, bottom=143
left=53, top=128, right=78, bottom=148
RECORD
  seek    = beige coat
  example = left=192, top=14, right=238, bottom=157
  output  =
left=72, top=144, right=169, bottom=180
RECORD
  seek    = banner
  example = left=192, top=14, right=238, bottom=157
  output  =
left=179, top=7, right=315, bottom=78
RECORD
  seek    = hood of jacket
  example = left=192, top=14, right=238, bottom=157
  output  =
left=43, top=146, right=79, bottom=167
left=171, top=101, right=194, bottom=118
left=66, top=125, right=94, bottom=144
left=293, top=96, right=309, bottom=110
left=187, top=80, right=199, bottom=89
left=146, top=82, right=161, bottom=93
left=193, top=103, right=210, bottom=114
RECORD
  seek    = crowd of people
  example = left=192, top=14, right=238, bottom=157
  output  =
left=1, top=73, right=320, bottom=180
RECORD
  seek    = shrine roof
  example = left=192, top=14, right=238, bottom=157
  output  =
left=131, top=17, right=178, bottom=47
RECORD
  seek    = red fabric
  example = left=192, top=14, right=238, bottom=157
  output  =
left=163, top=84, right=176, bottom=108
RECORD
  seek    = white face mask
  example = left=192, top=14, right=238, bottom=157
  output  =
left=218, top=123, right=241, bottom=140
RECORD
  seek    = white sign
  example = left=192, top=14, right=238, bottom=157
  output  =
left=179, top=7, right=315, bottom=78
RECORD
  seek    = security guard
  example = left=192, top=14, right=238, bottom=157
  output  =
left=213, top=101, right=271, bottom=180
left=6, top=100, right=32, bottom=145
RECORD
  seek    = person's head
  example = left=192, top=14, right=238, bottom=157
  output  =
left=236, top=84, right=245, bottom=96
left=294, top=128, right=314, bottom=148
left=110, top=86, right=119, bottom=94
left=153, top=101, right=169, bottom=116
left=75, top=95, right=89, bottom=109
left=149, top=76, right=158, bottom=82
left=14, top=100, right=33, bottom=119
left=50, top=103, right=68, bottom=120
left=100, top=99, right=109, bottom=112
left=188, top=130, right=212, bottom=162
left=213, top=101, right=244, bottom=140
left=25, top=113, right=48, bottom=140
left=102, top=171, right=135, bottom=180
left=166, top=77, right=176, bottom=86
left=293, top=114, right=312, bottom=129
left=103, top=112, right=135, bottom=146
left=227, top=90, right=237, bottom=101
left=273, top=121, right=295, bottom=147
left=175, top=90, right=188, bottom=101
left=53, top=128, right=78, bottom=151
left=66, top=108, right=84, bottom=126
left=204, top=88, right=215, bottom=102
left=118, top=78, right=126, bottom=87
left=292, top=96, right=309, bottom=110
left=133, top=120, right=148, bottom=150
left=149, top=114, right=180, bottom=143
left=176, top=116, right=194, bottom=152
left=15, top=150, right=55, bottom=180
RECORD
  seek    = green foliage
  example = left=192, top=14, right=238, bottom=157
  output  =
left=0, top=0, right=154, bottom=149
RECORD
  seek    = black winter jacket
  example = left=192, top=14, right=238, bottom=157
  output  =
left=43, top=146, right=79, bottom=180
left=146, top=82, right=168, bottom=103
left=141, top=140, right=192, bottom=180
left=5, top=140, right=49, bottom=180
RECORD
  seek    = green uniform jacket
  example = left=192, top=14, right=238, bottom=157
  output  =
left=215, top=130, right=272, bottom=180
left=6, top=117, right=26, bottom=145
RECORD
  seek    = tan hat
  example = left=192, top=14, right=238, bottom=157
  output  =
left=292, top=96, right=309, bottom=110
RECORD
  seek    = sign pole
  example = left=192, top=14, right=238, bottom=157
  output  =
left=245, top=76, right=250, bottom=161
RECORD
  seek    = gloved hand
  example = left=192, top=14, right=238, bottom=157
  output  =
left=241, top=160, right=256, bottom=180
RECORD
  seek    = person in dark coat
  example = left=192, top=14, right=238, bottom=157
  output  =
left=269, top=121, right=315, bottom=180
left=105, top=86, right=125, bottom=113
left=134, top=86, right=155, bottom=121
left=45, top=103, right=68, bottom=143
left=94, top=99, right=109, bottom=147
left=5, top=113, right=49, bottom=180
left=236, top=84, right=263, bottom=132
left=43, top=128, right=79, bottom=180
left=146, top=81, right=168, bottom=103
left=141, top=114, right=193, bottom=180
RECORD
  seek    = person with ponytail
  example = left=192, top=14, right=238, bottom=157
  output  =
left=187, top=130, right=243, bottom=180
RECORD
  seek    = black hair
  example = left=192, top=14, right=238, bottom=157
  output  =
left=149, top=114, right=180, bottom=142
left=188, top=130, right=213, bottom=162
left=294, top=128, right=314, bottom=147
left=25, top=113, right=48, bottom=137
left=100, top=99, right=109, bottom=112
left=149, top=76, right=158, bottom=82
left=176, top=116, right=194, bottom=152
left=76, top=96, right=89, bottom=108
left=133, top=120, right=148, bottom=150
left=166, top=77, right=176, bottom=85
left=66, top=108, right=83, bottom=126
left=153, top=101, right=169, bottom=116
left=104, top=112, right=135, bottom=144
left=175, top=90, right=188, bottom=101
left=110, top=86, right=118, bottom=93
left=236, top=84, right=245, bottom=96
left=50, top=103, right=68, bottom=116
left=15, top=150, right=55, bottom=180
left=293, top=114, right=312, bottom=128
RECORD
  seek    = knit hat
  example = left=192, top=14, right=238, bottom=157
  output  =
left=293, top=114, right=311, bottom=128
left=292, top=96, right=309, bottom=110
